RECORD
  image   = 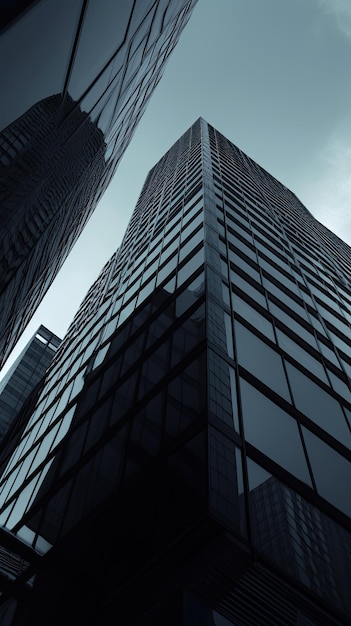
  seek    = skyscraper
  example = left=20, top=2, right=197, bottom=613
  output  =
left=0, top=0, right=198, bottom=369
left=0, top=326, right=61, bottom=443
left=0, top=119, right=350, bottom=625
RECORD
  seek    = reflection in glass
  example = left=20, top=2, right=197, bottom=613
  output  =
left=175, top=272, right=205, bottom=317
left=247, top=458, right=351, bottom=617
left=68, top=0, right=133, bottom=101
left=302, top=427, right=351, bottom=516
left=0, top=0, right=81, bottom=129
left=240, top=379, right=311, bottom=484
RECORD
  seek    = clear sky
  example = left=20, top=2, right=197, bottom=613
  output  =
left=2, top=0, right=351, bottom=377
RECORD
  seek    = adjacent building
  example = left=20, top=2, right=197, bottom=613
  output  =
left=0, top=0, right=198, bottom=369
left=0, top=119, right=349, bottom=625
left=0, top=326, right=61, bottom=443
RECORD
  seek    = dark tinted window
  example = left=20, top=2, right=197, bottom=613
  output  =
left=240, top=379, right=311, bottom=484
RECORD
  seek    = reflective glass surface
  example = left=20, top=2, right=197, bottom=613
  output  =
left=0, top=117, right=350, bottom=625
left=0, top=0, right=199, bottom=367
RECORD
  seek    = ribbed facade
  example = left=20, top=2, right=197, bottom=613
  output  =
left=0, top=119, right=349, bottom=624
left=0, top=0, right=198, bottom=368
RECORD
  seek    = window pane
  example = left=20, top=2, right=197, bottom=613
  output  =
left=286, top=363, right=351, bottom=446
left=69, top=0, right=133, bottom=100
left=276, top=329, right=328, bottom=383
left=302, top=427, right=351, bottom=516
left=177, top=248, right=204, bottom=287
left=240, top=379, right=311, bottom=485
left=233, top=296, right=274, bottom=341
left=175, top=273, right=205, bottom=317
left=1, top=0, right=81, bottom=127
left=235, top=322, right=290, bottom=400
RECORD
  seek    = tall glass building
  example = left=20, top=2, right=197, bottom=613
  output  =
left=0, top=326, right=61, bottom=444
left=0, top=119, right=350, bottom=625
left=0, top=0, right=198, bottom=369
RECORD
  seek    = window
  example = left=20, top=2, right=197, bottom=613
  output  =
left=233, top=296, right=274, bottom=341
left=177, top=247, right=204, bottom=287
left=286, top=363, right=351, bottom=446
left=235, top=322, right=290, bottom=401
left=240, top=379, right=311, bottom=485
left=302, top=427, right=351, bottom=516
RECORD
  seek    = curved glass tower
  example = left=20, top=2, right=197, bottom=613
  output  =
left=0, top=0, right=198, bottom=369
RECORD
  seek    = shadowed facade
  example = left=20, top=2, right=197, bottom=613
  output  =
left=0, top=119, right=349, bottom=624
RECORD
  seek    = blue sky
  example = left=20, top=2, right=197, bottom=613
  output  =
left=2, top=0, right=351, bottom=376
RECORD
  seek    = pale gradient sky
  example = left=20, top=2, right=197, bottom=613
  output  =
left=1, top=0, right=351, bottom=377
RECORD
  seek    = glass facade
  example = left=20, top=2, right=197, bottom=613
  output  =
left=0, top=119, right=349, bottom=624
left=0, top=326, right=61, bottom=443
left=0, top=0, right=198, bottom=369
